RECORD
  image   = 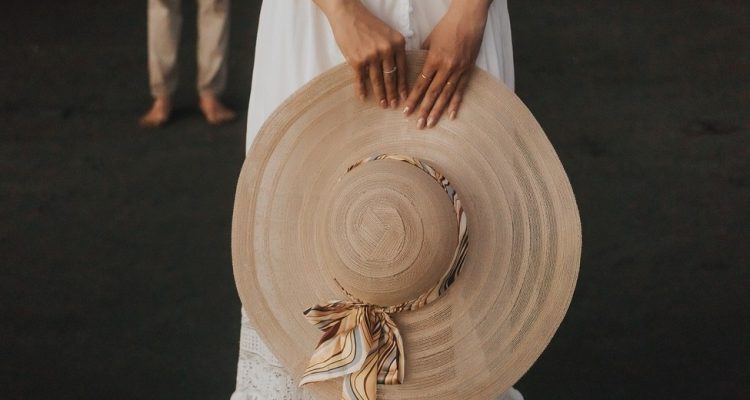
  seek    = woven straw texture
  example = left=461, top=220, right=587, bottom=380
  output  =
left=232, top=51, right=581, bottom=400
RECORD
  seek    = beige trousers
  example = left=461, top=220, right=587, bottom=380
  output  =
left=147, top=0, right=230, bottom=97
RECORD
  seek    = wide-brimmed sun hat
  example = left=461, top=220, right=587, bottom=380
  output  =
left=232, top=51, right=581, bottom=400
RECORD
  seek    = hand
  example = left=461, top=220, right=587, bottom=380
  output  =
left=315, top=0, right=408, bottom=109
left=403, top=0, right=492, bottom=129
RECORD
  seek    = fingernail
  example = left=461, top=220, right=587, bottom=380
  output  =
left=417, top=117, right=425, bottom=129
left=379, top=99, right=387, bottom=108
left=390, top=99, right=397, bottom=109
left=400, top=91, right=407, bottom=101
left=426, top=117, right=435, bottom=128
left=403, top=106, right=410, bottom=115
left=359, top=94, right=366, bottom=102
left=449, top=110, right=456, bottom=120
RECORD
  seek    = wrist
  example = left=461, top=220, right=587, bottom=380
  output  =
left=315, top=0, right=363, bottom=21
left=448, top=0, right=491, bottom=32
left=449, top=0, right=493, bottom=16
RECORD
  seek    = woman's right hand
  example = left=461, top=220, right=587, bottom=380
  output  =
left=314, top=0, right=408, bottom=109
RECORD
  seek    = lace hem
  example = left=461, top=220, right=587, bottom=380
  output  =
left=231, top=308, right=523, bottom=400
left=231, top=308, right=315, bottom=400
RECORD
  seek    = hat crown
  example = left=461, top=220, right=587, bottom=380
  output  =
left=351, top=203, right=405, bottom=264
left=319, top=158, right=458, bottom=306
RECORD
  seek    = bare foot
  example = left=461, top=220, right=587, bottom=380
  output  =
left=139, top=96, right=172, bottom=127
left=199, top=93, right=236, bottom=125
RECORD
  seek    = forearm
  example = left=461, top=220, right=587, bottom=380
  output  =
left=313, top=0, right=362, bottom=21
left=448, top=0, right=493, bottom=24
left=450, top=0, right=493, bottom=11
left=446, top=0, right=492, bottom=39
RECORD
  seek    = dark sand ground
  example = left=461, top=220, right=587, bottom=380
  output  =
left=1, top=1, right=748, bottom=399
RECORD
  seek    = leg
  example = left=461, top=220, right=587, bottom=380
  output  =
left=141, top=0, right=182, bottom=127
left=196, top=0, right=236, bottom=124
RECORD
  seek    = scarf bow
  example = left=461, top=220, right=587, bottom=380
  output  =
left=300, top=301, right=405, bottom=400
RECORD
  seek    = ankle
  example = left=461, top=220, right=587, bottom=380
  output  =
left=153, top=96, right=172, bottom=108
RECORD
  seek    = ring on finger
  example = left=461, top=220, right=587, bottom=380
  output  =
left=420, top=73, right=432, bottom=81
left=383, top=66, right=397, bottom=74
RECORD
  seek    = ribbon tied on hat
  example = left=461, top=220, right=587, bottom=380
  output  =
left=299, top=301, right=405, bottom=399
left=300, top=154, right=468, bottom=400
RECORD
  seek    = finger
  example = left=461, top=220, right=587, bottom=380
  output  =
left=353, top=62, right=368, bottom=102
left=381, top=53, right=398, bottom=109
left=426, top=71, right=463, bottom=128
left=403, top=63, right=437, bottom=116
left=394, top=42, right=408, bottom=102
left=368, top=58, right=387, bottom=109
left=421, top=34, right=431, bottom=50
left=447, top=73, right=471, bottom=120
left=415, top=67, right=452, bottom=129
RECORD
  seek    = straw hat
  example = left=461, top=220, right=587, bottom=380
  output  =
left=232, top=51, right=581, bottom=400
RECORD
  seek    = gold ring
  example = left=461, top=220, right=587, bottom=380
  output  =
left=420, top=73, right=432, bottom=81
left=383, top=66, right=397, bottom=74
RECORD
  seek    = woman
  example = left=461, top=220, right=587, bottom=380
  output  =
left=231, top=1, right=521, bottom=398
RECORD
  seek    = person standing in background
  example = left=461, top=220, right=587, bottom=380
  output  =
left=140, top=0, right=237, bottom=127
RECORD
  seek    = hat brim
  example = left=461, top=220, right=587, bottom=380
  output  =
left=232, top=51, right=581, bottom=399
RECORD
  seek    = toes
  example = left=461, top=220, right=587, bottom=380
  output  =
left=139, top=110, right=169, bottom=128
left=204, top=108, right=237, bottom=125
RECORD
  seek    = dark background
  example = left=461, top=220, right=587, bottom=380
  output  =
left=1, top=1, right=748, bottom=399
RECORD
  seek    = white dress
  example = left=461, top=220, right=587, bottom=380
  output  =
left=232, top=1, right=521, bottom=399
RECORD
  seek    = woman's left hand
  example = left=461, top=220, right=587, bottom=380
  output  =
left=403, top=0, right=492, bottom=129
